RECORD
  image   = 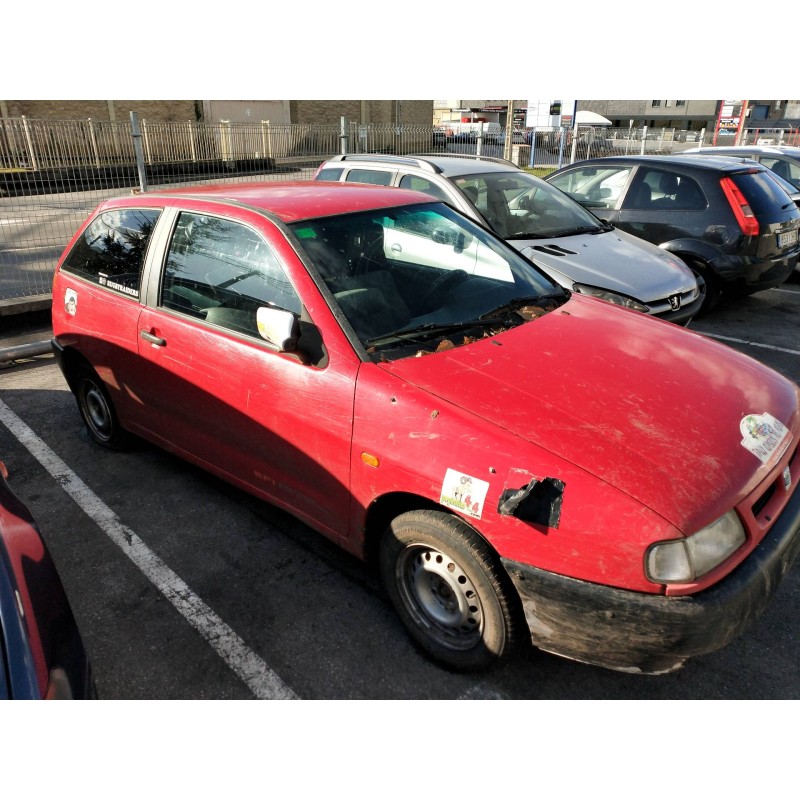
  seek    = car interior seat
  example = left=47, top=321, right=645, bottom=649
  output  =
left=651, top=173, right=680, bottom=207
left=462, top=185, right=479, bottom=206
left=298, top=238, right=354, bottom=287
left=351, top=221, right=388, bottom=272
left=300, top=237, right=410, bottom=341
left=770, top=160, right=791, bottom=181
left=673, top=178, right=706, bottom=210
left=625, top=181, right=652, bottom=209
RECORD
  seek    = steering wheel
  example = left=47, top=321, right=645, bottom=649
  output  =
left=419, top=269, right=470, bottom=309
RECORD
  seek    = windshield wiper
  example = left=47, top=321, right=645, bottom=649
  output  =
left=549, top=225, right=607, bottom=237
left=366, top=318, right=506, bottom=348
left=505, top=231, right=557, bottom=240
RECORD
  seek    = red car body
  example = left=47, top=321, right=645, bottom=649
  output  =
left=0, top=462, right=95, bottom=699
left=50, top=182, right=800, bottom=674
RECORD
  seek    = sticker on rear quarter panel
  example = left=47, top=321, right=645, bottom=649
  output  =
left=440, top=469, right=490, bottom=519
left=740, top=413, right=791, bottom=463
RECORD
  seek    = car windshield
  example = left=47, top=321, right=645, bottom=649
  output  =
left=289, top=202, right=566, bottom=360
left=451, top=170, right=607, bottom=239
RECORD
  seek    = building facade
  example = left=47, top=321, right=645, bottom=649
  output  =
left=0, top=100, right=434, bottom=126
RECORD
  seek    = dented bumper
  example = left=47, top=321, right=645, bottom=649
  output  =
left=501, top=481, right=800, bottom=674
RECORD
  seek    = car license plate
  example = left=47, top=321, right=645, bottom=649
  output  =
left=778, top=228, right=798, bottom=248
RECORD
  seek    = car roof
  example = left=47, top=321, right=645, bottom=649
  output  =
left=683, top=145, right=800, bottom=157
left=556, top=154, right=768, bottom=174
left=103, top=180, right=438, bottom=222
left=325, top=153, right=520, bottom=178
left=692, top=144, right=800, bottom=153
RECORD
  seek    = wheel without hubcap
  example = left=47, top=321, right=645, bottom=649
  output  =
left=379, top=510, right=521, bottom=671
left=395, top=543, right=484, bottom=651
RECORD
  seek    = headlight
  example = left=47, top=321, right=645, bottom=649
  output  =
left=572, top=283, right=649, bottom=313
left=646, top=510, right=746, bottom=583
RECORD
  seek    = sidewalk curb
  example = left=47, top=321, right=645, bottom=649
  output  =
left=0, top=340, right=52, bottom=363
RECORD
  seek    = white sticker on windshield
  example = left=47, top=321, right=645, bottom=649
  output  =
left=440, top=469, right=490, bottom=519
left=740, top=413, right=791, bottom=463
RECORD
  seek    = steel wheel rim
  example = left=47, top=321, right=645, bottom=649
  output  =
left=82, top=382, right=113, bottom=441
left=395, top=543, right=483, bottom=651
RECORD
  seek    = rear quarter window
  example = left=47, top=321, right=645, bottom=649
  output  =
left=316, top=167, right=344, bottom=181
left=61, top=208, right=161, bottom=298
left=345, top=168, right=393, bottom=186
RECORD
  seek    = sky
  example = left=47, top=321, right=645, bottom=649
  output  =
left=8, top=5, right=793, bottom=102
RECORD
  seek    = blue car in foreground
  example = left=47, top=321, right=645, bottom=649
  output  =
left=0, top=460, right=95, bottom=699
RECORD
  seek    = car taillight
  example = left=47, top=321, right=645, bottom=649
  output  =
left=720, top=176, right=759, bottom=236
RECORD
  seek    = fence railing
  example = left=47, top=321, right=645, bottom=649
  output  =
left=2, top=114, right=799, bottom=305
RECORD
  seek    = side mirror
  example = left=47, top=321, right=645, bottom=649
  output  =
left=257, top=307, right=298, bottom=351
left=453, top=231, right=472, bottom=253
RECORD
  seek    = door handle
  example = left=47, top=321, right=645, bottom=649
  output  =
left=140, top=330, right=167, bottom=347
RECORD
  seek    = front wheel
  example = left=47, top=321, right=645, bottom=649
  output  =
left=686, top=259, right=722, bottom=315
left=379, top=510, right=522, bottom=671
left=74, top=364, right=129, bottom=449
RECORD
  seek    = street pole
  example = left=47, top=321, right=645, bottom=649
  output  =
left=130, top=112, right=148, bottom=193
left=503, top=100, right=515, bottom=162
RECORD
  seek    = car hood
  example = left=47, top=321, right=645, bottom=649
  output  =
left=379, top=295, right=799, bottom=532
left=512, top=228, right=697, bottom=302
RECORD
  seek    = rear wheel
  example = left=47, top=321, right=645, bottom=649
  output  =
left=379, top=510, right=522, bottom=671
left=74, top=364, right=129, bottom=449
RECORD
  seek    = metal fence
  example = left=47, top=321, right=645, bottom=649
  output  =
left=2, top=114, right=799, bottom=306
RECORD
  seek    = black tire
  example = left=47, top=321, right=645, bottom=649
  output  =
left=379, top=510, right=522, bottom=671
left=686, top=259, right=722, bottom=315
left=74, top=364, right=129, bottom=449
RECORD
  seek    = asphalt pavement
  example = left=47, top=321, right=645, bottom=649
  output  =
left=1, top=283, right=799, bottom=699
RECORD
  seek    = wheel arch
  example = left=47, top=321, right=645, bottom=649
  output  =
left=362, top=491, right=497, bottom=570
left=54, top=342, right=95, bottom=393
left=659, top=238, right=727, bottom=272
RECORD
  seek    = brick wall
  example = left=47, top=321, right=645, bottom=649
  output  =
left=2, top=99, right=434, bottom=125
left=1, top=100, right=200, bottom=122
left=290, top=100, right=433, bottom=125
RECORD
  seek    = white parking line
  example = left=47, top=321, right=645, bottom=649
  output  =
left=696, top=332, right=800, bottom=357
left=0, top=398, right=297, bottom=700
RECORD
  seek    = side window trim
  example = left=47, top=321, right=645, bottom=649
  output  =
left=141, top=206, right=180, bottom=309
left=151, top=209, right=303, bottom=341
left=60, top=205, right=164, bottom=301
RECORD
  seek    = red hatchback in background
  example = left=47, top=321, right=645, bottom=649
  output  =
left=51, top=181, right=800, bottom=674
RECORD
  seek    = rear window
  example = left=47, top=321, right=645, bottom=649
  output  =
left=732, top=171, right=800, bottom=221
left=61, top=208, right=161, bottom=298
left=316, top=167, right=344, bottom=181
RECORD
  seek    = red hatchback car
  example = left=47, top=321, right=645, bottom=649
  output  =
left=51, top=181, right=800, bottom=674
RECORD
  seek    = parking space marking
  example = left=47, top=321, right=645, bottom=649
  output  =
left=695, top=332, right=800, bottom=357
left=0, top=398, right=298, bottom=700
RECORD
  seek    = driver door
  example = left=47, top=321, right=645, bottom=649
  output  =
left=135, top=210, right=357, bottom=540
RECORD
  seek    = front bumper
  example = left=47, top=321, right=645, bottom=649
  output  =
left=650, top=288, right=704, bottom=326
left=502, top=477, right=800, bottom=674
